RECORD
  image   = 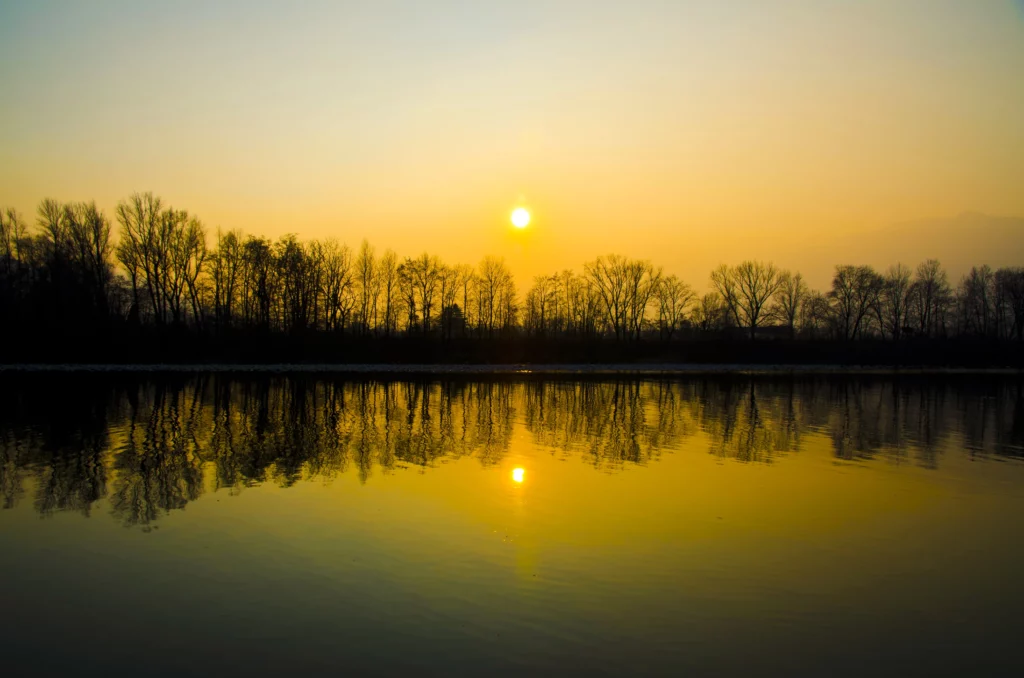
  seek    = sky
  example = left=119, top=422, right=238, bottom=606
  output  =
left=1, top=0, right=1023, bottom=289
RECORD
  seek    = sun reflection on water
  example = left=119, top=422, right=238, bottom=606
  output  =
left=512, top=467, right=525, bottom=483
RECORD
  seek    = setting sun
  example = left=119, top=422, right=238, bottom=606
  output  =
left=512, top=467, right=525, bottom=483
left=511, top=208, right=530, bottom=229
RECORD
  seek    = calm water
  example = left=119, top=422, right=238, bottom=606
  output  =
left=2, top=375, right=1024, bottom=676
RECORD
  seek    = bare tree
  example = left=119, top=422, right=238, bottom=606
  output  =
left=116, top=193, right=167, bottom=324
left=910, top=259, right=951, bottom=337
left=878, top=263, right=912, bottom=340
left=829, top=265, right=883, bottom=340
left=397, top=259, right=418, bottom=333
left=712, top=261, right=783, bottom=339
left=64, top=201, right=113, bottom=315
left=173, top=212, right=207, bottom=326
left=478, top=256, right=514, bottom=336
left=710, top=264, right=741, bottom=328
left=275, top=234, right=319, bottom=332
left=958, top=265, right=996, bottom=337
left=691, top=292, right=727, bottom=332
left=624, top=260, right=661, bottom=340
left=212, top=230, right=243, bottom=327
left=399, top=253, right=442, bottom=334
left=550, top=270, right=574, bottom=335
left=498, top=270, right=518, bottom=333
left=525, top=275, right=556, bottom=336
left=240, top=236, right=275, bottom=328
left=378, top=249, right=399, bottom=336
left=995, top=267, right=1024, bottom=341
left=0, top=208, right=27, bottom=275
left=356, top=240, right=377, bottom=335
left=801, top=291, right=834, bottom=338
left=770, top=271, right=808, bottom=339
left=586, top=254, right=631, bottom=340
left=566, top=273, right=605, bottom=338
left=437, top=263, right=461, bottom=340
left=654, top=275, right=695, bottom=340
left=455, top=264, right=475, bottom=337
left=320, top=239, right=354, bottom=332
left=37, top=198, right=70, bottom=264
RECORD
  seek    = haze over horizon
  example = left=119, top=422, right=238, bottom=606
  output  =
left=2, top=0, right=1023, bottom=290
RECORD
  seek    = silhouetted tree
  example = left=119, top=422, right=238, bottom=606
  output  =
left=958, top=265, right=996, bottom=337
left=212, top=229, right=243, bottom=328
left=996, top=267, right=1024, bottom=341
left=356, top=239, right=378, bottom=335
left=654, top=275, right=694, bottom=340
left=692, top=291, right=727, bottom=332
left=712, top=260, right=784, bottom=339
left=4, top=190, right=1024, bottom=364
left=910, top=259, right=951, bottom=338
left=771, top=270, right=808, bottom=339
left=320, top=239, right=354, bottom=333
left=478, top=256, right=515, bottom=336
left=378, top=249, right=399, bottom=336
left=829, top=264, right=883, bottom=340
left=878, top=263, right=912, bottom=340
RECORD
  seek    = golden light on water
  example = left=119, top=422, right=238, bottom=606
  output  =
left=511, top=208, right=531, bottom=229
left=512, top=467, right=526, bottom=483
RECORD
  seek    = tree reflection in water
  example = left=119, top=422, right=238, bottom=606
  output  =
left=1, top=376, right=1021, bottom=526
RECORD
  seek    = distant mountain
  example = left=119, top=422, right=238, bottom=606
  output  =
left=783, top=212, right=1024, bottom=289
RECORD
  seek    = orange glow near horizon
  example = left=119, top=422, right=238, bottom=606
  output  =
left=1, top=2, right=1023, bottom=289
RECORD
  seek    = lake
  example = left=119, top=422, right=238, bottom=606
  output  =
left=2, top=374, right=1023, bottom=676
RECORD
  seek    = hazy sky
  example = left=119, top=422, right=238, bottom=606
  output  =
left=2, top=0, right=1023, bottom=288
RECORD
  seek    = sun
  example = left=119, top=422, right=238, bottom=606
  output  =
left=511, top=207, right=531, bottom=229
left=512, top=467, right=525, bottom=483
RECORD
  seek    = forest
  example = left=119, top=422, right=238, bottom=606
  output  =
left=1, top=193, right=1023, bottom=365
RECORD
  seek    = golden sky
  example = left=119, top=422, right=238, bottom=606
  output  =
left=2, top=0, right=1023, bottom=289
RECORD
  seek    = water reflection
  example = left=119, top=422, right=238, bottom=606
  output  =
left=1, top=376, right=1021, bottom=526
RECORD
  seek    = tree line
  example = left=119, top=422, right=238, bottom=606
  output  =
left=2, top=193, right=1023, bottom=362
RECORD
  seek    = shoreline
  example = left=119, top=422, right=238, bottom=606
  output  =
left=1, top=363, right=1021, bottom=376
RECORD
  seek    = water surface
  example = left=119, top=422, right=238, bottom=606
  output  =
left=2, top=376, right=1023, bottom=676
